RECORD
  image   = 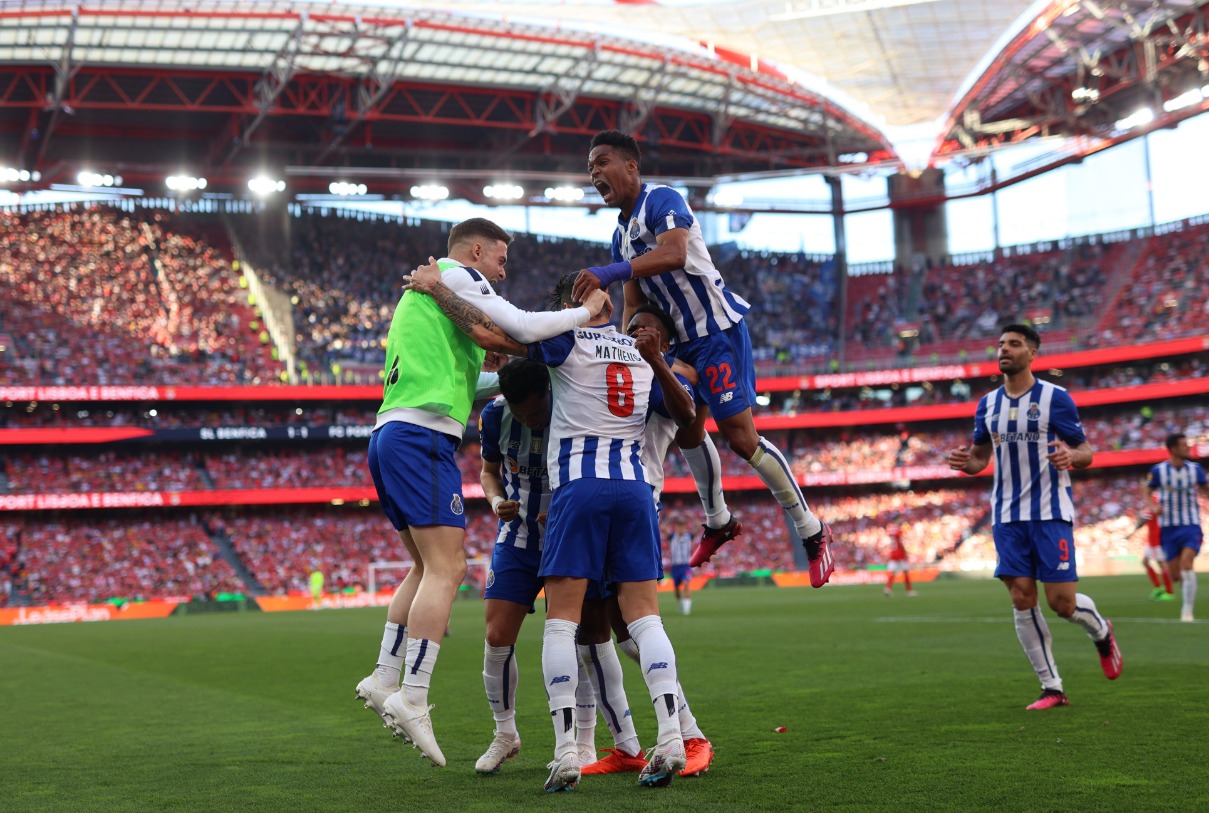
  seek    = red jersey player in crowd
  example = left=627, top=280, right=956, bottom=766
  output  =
left=884, top=523, right=917, bottom=596
left=1127, top=488, right=1175, bottom=601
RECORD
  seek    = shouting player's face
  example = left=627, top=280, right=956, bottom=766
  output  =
left=588, top=145, right=638, bottom=210
left=997, top=331, right=1036, bottom=376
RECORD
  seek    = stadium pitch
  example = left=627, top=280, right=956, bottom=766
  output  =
left=1, top=577, right=1206, bottom=812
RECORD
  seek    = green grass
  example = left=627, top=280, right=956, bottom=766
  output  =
left=2, top=576, right=1207, bottom=812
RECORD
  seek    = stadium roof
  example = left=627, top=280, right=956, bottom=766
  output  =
left=1, top=0, right=1207, bottom=198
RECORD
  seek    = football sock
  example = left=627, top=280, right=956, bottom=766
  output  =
left=680, top=436, right=732, bottom=528
left=374, top=622, right=406, bottom=687
left=617, top=637, right=702, bottom=740
left=680, top=597, right=692, bottom=615
left=903, top=572, right=913, bottom=591
left=1182, top=570, right=1197, bottom=614
left=401, top=638, right=440, bottom=707
left=1144, top=561, right=1161, bottom=588
left=886, top=573, right=895, bottom=590
left=1014, top=607, right=1062, bottom=691
left=579, top=642, right=640, bottom=755
left=1163, top=568, right=1174, bottom=593
left=1070, top=593, right=1109, bottom=641
left=482, top=642, right=519, bottom=737
left=542, top=619, right=580, bottom=759
left=574, top=658, right=597, bottom=753
left=747, top=436, right=822, bottom=539
left=627, top=615, right=681, bottom=745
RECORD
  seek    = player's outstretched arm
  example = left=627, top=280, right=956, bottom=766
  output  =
left=621, top=280, right=649, bottom=338
left=436, top=284, right=526, bottom=354
left=571, top=225, right=693, bottom=300
left=636, top=328, right=695, bottom=427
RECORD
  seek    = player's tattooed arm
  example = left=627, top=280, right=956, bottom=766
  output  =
left=429, top=283, right=527, bottom=355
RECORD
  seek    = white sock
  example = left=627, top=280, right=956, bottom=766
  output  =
left=579, top=642, right=640, bottom=755
left=374, top=622, right=406, bottom=687
left=627, top=615, right=681, bottom=745
left=482, top=642, right=519, bottom=737
left=1183, top=570, right=1197, bottom=615
left=618, top=637, right=701, bottom=740
left=574, top=658, right=597, bottom=752
left=542, top=619, right=580, bottom=759
left=680, top=598, right=692, bottom=615
left=1014, top=607, right=1062, bottom=691
left=1069, top=593, right=1109, bottom=641
left=747, top=436, right=821, bottom=539
left=680, top=437, right=731, bottom=528
left=402, top=638, right=440, bottom=707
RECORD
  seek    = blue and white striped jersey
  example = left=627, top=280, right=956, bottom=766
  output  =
left=1147, top=460, right=1206, bottom=527
left=642, top=369, right=695, bottom=504
left=972, top=380, right=1088, bottom=525
left=611, top=183, right=750, bottom=344
left=668, top=531, right=694, bottom=567
left=479, top=397, right=550, bottom=550
left=529, top=322, right=653, bottom=490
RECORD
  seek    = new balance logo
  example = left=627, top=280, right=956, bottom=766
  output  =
left=549, top=675, right=571, bottom=685
left=646, top=662, right=668, bottom=673
left=719, top=392, right=734, bottom=403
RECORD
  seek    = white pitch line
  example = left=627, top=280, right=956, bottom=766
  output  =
left=873, top=616, right=1201, bottom=624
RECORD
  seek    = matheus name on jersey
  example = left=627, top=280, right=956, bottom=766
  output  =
left=530, top=323, right=654, bottom=491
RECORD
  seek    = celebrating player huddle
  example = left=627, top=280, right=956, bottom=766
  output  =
left=352, top=129, right=837, bottom=791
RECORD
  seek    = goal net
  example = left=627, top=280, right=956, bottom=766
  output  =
left=367, top=556, right=491, bottom=597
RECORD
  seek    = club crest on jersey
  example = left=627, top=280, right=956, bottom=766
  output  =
left=486, top=569, right=495, bottom=589
left=1027, top=403, right=1041, bottom=420
left=450, top=494, right=464, bottom=515
left=629, top=217, right=641, bottom=239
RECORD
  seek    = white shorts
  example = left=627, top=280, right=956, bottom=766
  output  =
left=887, top=559, right=910, bottom=573
left=1144, top=545, right=1166, bottom=563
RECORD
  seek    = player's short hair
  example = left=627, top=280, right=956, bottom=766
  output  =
left=448, top=217, right=512, bottom=254
left=1165, top=432, right=1186, bottom=451
left=590, top=130, right=641, bottom=166
left=630, top=304, right=676, bottom=340
left=1001, top=323, right=1041, bottom=350
left=497, top=358, right=549, bottom=405
left=544, top=271, right=580, bottom=310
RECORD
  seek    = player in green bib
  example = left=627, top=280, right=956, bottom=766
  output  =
left=356, top=218, right=609, bottom=767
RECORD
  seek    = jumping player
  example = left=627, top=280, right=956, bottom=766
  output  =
left=572, top=129, right=833, bottom=584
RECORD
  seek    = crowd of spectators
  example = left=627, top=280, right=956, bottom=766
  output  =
left=0, top=207, right=281, bottom=386
left=1, top=530, right=21, bottom=607
left=1089, top=221, right=1209, bottom=346
left=9, top=515, right=244, bottom=605
left=5, top=450, right=207, bottom=494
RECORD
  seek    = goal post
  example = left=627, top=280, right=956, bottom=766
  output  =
left=368, top=556, right=491, bottom=597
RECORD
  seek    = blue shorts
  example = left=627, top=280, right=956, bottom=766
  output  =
left=540, top=479, right=662, bottom=584
left=670, top=564, right=691, bottom=587
left=484, top=542, right=544, bottom=606
left=1160, top=525, right=1203, bottom=561
left=993, top=520, right=1078, bottom=582
left=367, top=422, right=466, bottom=531
left=674, top=321, right=757, bottom=421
